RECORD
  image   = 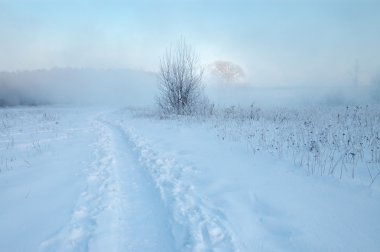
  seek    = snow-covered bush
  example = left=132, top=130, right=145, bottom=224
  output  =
left=157, top=40, right=206, bottom=115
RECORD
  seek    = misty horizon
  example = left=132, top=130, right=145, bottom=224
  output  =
left=1, top=0, right=380, bottom=87
left=1, top=0, right=380, bottom=107
left=0, top=67, right=378, bottom=108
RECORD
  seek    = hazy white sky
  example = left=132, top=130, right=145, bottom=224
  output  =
left=0, top=0, right=379, bottom=86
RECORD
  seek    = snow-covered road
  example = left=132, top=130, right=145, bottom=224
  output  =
left=1, top=106, right=379, bottom=252
left=40, top=117, right=176, bottom=251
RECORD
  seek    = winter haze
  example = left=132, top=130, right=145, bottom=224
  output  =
left=1, top=1, right=380, bottom=252
left=1, top=0, right=379, bottom=106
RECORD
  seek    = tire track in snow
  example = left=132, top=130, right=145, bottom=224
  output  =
left=114, top=122, right=239, bottom=252
left=40, top=118, right=175, bottom=251
left=98, top=119, right=176, bottom=252
left=39, top=120, right=120, bottom=251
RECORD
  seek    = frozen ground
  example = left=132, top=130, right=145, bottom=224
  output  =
left=0, top=106, right=379, bottom=252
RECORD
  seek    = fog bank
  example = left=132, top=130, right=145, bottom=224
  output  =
left=206, top=84, right=379, bottom=108
left=1, top=68, right=378, bottom=108
left=0, top=68, right=156, bottom=107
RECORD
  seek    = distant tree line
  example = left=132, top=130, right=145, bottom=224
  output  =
left=0, top=82, right=48, bottom=107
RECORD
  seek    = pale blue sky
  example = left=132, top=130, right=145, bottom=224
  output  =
left=0, top=0, right=379, bottom=86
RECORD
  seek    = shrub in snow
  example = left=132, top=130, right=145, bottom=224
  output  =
left=157, top=39, right=206, bottom=115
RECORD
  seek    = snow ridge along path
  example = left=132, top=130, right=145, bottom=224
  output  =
left=40, top=117, right=176, bottom=252
left=40, top=119, right=117, bottom=251
left=113, top=121, right=238, bottom=252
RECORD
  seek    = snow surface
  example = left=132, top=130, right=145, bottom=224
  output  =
left=0, top=106, right=379, bottom=252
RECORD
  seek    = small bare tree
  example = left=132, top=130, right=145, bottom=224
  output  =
left=157, top=40, right=205, bottom=115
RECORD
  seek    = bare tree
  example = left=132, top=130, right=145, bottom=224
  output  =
left=157, top=40, right=205, bottom=115
left=210, top=60, right=245, bottom=83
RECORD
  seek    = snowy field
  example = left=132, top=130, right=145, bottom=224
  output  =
left=1, top=105, right=379, bottom=252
